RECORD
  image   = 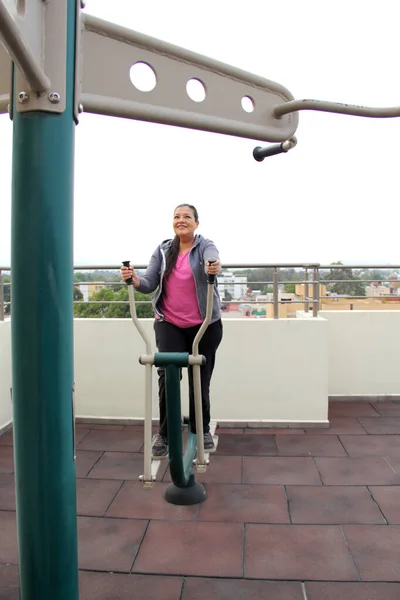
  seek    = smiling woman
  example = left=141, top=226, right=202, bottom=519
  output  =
left=165, top=204, right=201, bottom=278
left=120, top=203, right=223, bottom=457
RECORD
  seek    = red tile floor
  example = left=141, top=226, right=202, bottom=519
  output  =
left=2, top=400, right=400, bottom=599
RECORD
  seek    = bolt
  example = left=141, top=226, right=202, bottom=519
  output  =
left=18, top=91, right=29, bottom=104
left=48, top=92, right=60, bottom=104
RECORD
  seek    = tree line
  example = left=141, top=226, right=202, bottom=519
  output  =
left=74, top=285, right=154, bottom=318
left=240, top=263, right=369, bottom=297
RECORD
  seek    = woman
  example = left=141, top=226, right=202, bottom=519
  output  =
left=121, top=204, right=223, bottom=458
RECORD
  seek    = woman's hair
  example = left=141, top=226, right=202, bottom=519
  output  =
left=164, top=204, right=199, bottom=279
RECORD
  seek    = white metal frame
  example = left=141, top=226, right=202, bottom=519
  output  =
left=80, top=14, right=298, bottom=143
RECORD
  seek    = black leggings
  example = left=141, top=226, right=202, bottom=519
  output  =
left=153, top=319, right=223, bottom=438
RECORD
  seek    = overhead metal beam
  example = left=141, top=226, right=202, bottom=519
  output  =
left=80, top=14, right=298, bottom=142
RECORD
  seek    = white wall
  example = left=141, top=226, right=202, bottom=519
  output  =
left=321, top=311, right=400, bottom=396
left=73, top=318, right=161, bottom=421
left=73, top=316, right=329, bottom=426
left=0, top=321, right=12, bottom=432
left=211, top=318, right=328, bottom=423
left=4, top=311, right=398, bottom=430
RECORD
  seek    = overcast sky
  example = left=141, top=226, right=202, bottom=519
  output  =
left=1, top=0, right=400, bottom=268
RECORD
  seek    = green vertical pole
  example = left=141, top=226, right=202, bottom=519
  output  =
left=10, top=0, right=79, bottom=598
left=165, top=365, right=190, bottom=487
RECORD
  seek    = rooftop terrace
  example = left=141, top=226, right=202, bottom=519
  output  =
left=1, top=399, right=400, bottom=599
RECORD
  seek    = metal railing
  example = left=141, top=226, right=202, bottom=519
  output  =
left=1, top=263, right=400, bottom=322
left=70, top=263, right=322, bottom=319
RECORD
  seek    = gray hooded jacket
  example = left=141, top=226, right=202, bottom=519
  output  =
left=137, top=235, right=221, bottom=324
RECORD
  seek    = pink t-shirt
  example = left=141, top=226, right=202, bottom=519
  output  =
left=158, top=251, right=202, bottom=327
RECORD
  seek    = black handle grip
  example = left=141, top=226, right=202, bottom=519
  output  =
left=207, top=259, right=217, bottom=284
left=122, top=260, right=133, bottom=285
left=253, top=144, right=286, bottom=162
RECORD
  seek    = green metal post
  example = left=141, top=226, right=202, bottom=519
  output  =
left=10, top=0, right=79, bottom=598
left=163, top=364, right=206, bottom=506
left=165, top=365, right=195, bottom=488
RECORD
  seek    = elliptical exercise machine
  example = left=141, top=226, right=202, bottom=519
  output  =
left=123, top=259, right=219, bottom=505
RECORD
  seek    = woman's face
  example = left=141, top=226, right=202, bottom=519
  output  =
left=173, top=205, right=199, bottom=238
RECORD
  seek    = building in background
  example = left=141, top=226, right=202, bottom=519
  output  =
left=217, top=272, right=247, bottom=300
left=78, top=282, right=105, bottom=302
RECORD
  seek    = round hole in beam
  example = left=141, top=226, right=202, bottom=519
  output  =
left=241, top=96, right=255, bottom=113
left=186, top=78, right=206, bottom=102
left=129, top=62, right=157, bottom=92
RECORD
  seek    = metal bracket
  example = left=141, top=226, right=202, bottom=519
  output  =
left=0, top=0, right=68, bottom=114
left=80, top=15, right=298, bottom=143
left=0, top=41, right=11, bottom=115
